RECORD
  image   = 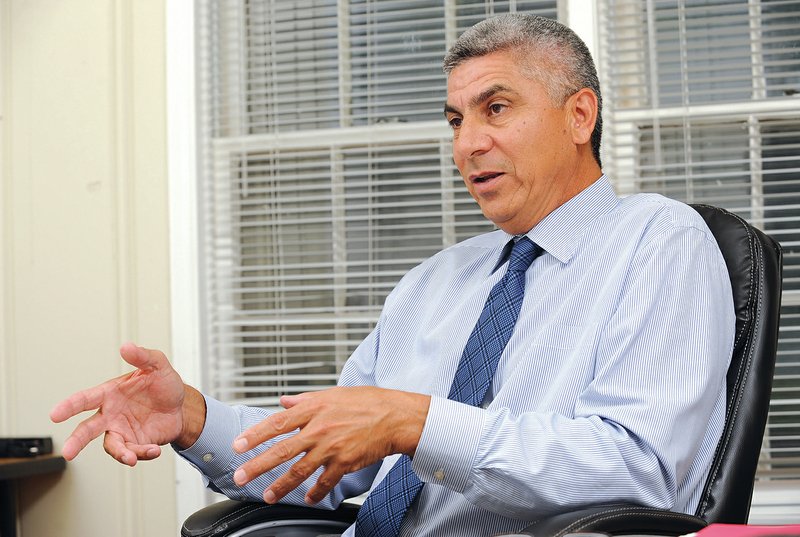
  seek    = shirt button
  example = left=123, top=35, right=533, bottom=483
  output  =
left=433, top=469, right=445, bottom=481
left=202, top=453, right=214, bottom=463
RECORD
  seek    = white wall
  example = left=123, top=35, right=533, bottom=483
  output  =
left=0, top=1, right=177, bottom=535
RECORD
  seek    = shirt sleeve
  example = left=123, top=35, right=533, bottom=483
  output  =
left=412, top=222, right=735, bottom=519
left=176, top=327, right=385, bottom=507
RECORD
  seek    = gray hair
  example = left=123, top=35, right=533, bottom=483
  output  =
left=443, top=14, right=603, bottom=167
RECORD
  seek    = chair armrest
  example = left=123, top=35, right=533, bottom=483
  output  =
left=499, top=505, right=707, bottom=537
left=181, top=499, right=360, bottom=537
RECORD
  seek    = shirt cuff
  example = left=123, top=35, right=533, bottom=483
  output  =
left=176, top=394, right=242, bottom=480
left=411, top=396, right=484, bottom=493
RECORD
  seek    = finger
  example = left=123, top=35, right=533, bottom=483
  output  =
left=103, top=432, right=162, bottom=466
left=233, top=408, right=308, bottom=454
left=127, top=442, right=162, bottom=461
left=119, top=342, right=168, bottom=372
left=279, top=392, right=311, bottom=409
left=50, top=380, right=117, bottom=423
left=50, top=343, right=163, bottom=424
left=304, top=466, right=346, bottom=505
left=104, top=431, right=138, bottom=466
left=60, top=412, right=111, bottom=460
left=234, top=435, right=310, bottom=486
left=260, top=454, right=325, bottom=504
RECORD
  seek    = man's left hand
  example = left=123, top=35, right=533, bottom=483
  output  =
left=231, top=386, right=431, bottom=505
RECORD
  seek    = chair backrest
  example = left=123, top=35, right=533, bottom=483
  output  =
left=690, top=204, right=783, bottom=524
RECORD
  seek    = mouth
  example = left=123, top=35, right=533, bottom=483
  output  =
left=471, top=172, right=504, bottom=184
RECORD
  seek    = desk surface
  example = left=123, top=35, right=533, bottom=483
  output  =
left=0, top=454, right=66, bottom=480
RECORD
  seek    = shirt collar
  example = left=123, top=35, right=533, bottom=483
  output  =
left=496, top=175, right=620, bottom=265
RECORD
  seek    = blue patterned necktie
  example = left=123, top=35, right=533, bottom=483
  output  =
left=354, top=237, right=543, bottom=537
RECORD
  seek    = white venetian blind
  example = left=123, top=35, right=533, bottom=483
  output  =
left=196, top=0, right=558, bottom=407
left=599, top=0, right=800, bottom=487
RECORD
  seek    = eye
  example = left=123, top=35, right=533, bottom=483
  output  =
left=448, top=116, right=462, bottom=129
left=488, top=102, right=507, bottom=116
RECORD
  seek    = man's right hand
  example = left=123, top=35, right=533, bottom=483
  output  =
left=49, top=342, right=206, bottom=466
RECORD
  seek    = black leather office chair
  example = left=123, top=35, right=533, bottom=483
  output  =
left=182, top=204, right=783, bottom=537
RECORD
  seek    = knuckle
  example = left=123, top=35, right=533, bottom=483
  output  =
left=269, top=481, right=286, bottom=497
left=314, top=421, right=333, bottom=436
left=272, top=442, right=294, bottom=461
left=315, top=467, right=344, bottom=494
left=328, top=437, right=347, bottom=453
left=269, top=411, right=292, bottom=433
left=316, top=474, right=336, bottom=490
left=288, top=462, right=312, bottom=481
left=335, top=449, right=357, bottom=467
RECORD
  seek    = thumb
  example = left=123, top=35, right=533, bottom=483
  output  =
left=279, top=393, right=310, bottom=409
left=119, top=342, right=168, bottom=373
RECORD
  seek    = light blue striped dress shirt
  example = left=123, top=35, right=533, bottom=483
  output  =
left=180, top=176, right=735, bottom=537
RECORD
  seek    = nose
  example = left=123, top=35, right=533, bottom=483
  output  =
left=453, top=120, right=493, bottom=161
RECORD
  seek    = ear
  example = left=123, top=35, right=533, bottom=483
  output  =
left=567, top=88, right=598, bottom=146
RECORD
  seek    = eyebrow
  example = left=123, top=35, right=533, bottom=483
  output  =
left=443, top=84, right=516, bottom=117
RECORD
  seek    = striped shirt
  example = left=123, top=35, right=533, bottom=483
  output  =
left=181, top=175, right=735, bottom=537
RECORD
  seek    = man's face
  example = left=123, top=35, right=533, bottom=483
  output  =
left=445, top=50, right=582, bottom=235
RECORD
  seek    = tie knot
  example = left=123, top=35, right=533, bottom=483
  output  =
left=508, top=237, right=542, bottom=273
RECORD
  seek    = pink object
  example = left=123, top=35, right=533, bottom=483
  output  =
left=695, top=524, right=800, bottom=536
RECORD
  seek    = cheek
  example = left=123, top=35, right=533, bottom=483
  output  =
left=505, top=128, right=537, bottom=171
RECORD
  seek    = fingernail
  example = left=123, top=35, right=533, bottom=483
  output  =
left=264, top=489, right=276, bottom=503
left=233, top=468, right=246, bottom=485
left=233, top=437, right=248, bottom=452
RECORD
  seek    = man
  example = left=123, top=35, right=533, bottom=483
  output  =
left=50, top=14, right=734, bottom=537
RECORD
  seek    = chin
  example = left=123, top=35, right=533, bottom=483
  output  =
left=486, top=217, right=516, bottom=232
